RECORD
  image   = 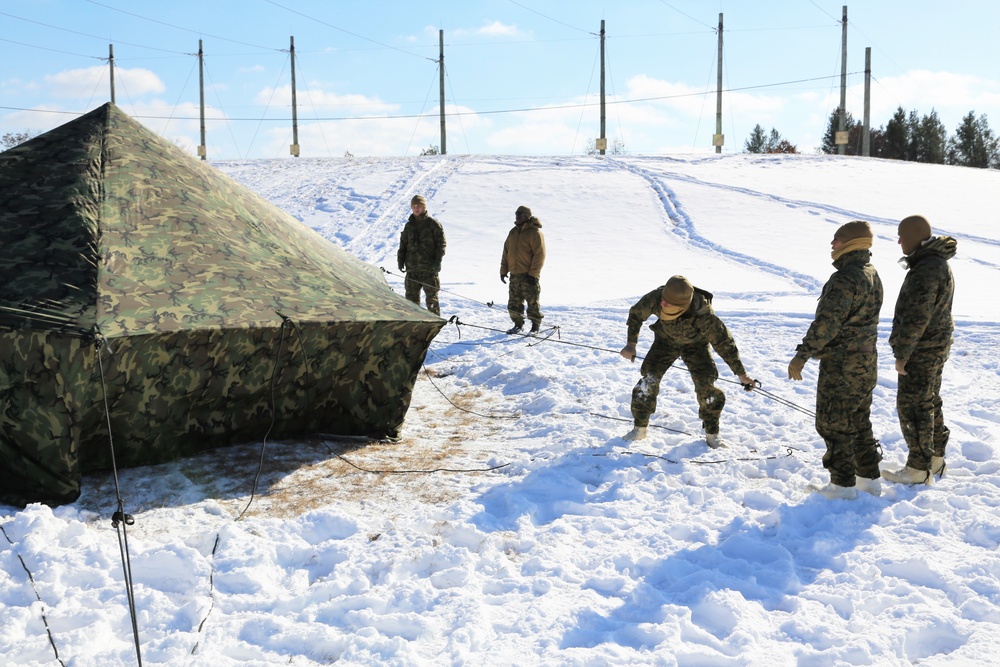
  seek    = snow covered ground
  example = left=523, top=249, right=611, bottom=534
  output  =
left=3, top=153, right=1000, bottom=666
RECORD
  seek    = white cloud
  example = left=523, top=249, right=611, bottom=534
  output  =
left=44, top=66, right=164, bottom=98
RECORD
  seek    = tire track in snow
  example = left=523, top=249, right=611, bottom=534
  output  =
left=610, top=158, right=825, bottom=292
left=341, top=156, right=468, bottom=263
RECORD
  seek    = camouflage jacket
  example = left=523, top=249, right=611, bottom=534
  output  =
left=398, top=213, right=446, bottom=273
left=627, top=286, right=746, bottom=376
left=500, top=217, right=545, bottom=278
left=796, top=249, right=883, bottom=359
left=889, top=236, right=957, bottom=361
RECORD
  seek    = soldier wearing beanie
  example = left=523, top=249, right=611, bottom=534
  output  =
left=500, top=204, right=546, bottom=333
left=788, top=220, right=884, bottom=499
left=619, top=275, right=755, bottom=448
left=397, top=194, right=446, bottom=315
left=883, top=215, right=958, bottom=486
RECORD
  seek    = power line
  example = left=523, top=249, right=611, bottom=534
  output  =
left=0, top=10, right=187, bottom=55
left=507, top=0, right=595, bottom=35
left=262, top=0, right=434, bottom=61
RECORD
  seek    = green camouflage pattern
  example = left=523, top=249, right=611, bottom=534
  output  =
left=797, top=249, right=883, bottom=487
left=816, top=352, right=882, bottom=486
left=795, top=250, right=883, bottom=360
left=889, top=236, right=957, bottom=363
left=397, top=214, right=445, bottom=274
left=896, top=348, right=951, bottom=470
left=404, top=270, right=441, bottom=315
left=506, top=273, right=542, bottom=327
left=626, top=286, right=747, bottom=431
left=0, top=103, right=444, bottom=506
left=889, top=236, right=956, bottom=471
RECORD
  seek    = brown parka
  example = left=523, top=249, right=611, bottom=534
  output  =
left=500, top=217, right=545, bottom=278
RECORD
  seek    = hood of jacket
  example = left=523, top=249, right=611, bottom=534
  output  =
left=517, top=216, right=542, bottom=230
left=903, top=235, right=957, bottom=268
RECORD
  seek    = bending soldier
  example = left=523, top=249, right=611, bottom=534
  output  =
left=619, top=275, right=754, bottom=447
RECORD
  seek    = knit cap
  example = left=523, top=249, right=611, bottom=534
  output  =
left=834, top=220, right=873, bottom=242
left=662, top=275, right=694, bottom=307
left=411, top=194, right=427, bottom=207
left=515, top=205, right=531, bottom=216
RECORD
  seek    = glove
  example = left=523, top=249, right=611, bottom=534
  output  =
left=524, top=275, right=537, bottom=286
left=895, top=358, right=908, bottom=376
left=738, top=374, right=756, bottom=391
left=398, top=262, right=405, bottom=273
left=500, top=273, right=507, bottom=284
left=620, top=343, right=637, bottom=362
left=787, top=356, right=806, bottom=381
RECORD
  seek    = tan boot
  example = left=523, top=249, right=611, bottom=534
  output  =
left=855, top=476, right=882, bottom=497
left=809, top=482, right=858, bottom=500
left=931, top=456, right=946, bottom=478
left=622, top=426, right=647, bottom=442
left=882, top=466, right=933, bottom=485
left=705, top=433, right=725, bottom=449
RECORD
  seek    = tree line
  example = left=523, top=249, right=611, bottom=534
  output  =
left=745, top=108, right=1000, bottom=169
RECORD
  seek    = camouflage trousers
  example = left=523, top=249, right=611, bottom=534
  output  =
left=507, top=273, right=542, bottom=327
left=816, top=351, right=882, bottom=486
left=897, top=347, right=950, bottom=471
left=404, top=270, right=440, bottom=316
left=631, top=338, right=724, bottom=433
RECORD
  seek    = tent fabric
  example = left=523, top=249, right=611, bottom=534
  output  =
left=0, top=103, right=444, bottom=507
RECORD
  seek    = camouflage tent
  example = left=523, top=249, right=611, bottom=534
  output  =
left=0, top=103, right=444, bottom=507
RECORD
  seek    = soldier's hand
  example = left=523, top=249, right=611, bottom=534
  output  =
left=738, top=374, right=756, bottom=391
left=524, top=275, right=537, bottom=286
left=398, top=263, right=405, bottom=273
left=895, top=358, right=908, bottom=376
left=620, top=343, right=637, bottom=362
left=787, top=356, right=806, bottom=381
left=500, top=273, right=507, bottom=284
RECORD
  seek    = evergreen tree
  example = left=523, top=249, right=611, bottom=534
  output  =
left=882, top=107, right=909, bottom=160
left=913, top=109, right=947, bottom=164
left=744, top=124, right=768, bottom=153
left=947, top=112, right=1000, bottom=168
left=905, top=110, right=921, bottom=162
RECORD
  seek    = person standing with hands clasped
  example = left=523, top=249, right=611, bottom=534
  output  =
left=882, top=215, right=957, bottom=486
left=788, top=220, right=883, bottom=499
left=397, top=194, right=446, bottom=315
left=500, top=205, right=546, bottom=334
left=619, top=275, right=755, bottom=447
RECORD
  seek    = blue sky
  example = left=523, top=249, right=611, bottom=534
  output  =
left=3, top=0, right=999, bottom=159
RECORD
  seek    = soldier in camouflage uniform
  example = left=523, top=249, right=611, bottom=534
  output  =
left=788, top=220, right=883, bottom=499
left=883, top=215, right=957, bottom=486
left=398, top=194, right=446, bottom=315
left=619, top=275, right=755, bottom=447
left=500, top=205, right=546, bottom=334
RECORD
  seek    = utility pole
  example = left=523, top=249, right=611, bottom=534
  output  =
left=109, top=44, right=115, bottom=104
left=862, top=46, right=871, bottom=157
left=599, top=20, right=606, bottom=155
left=198, top=39, right=206, bottom=160
left=289, top=36, right=300, bottom=157
left=837, top=5, right=848, bottom=155
left=439, top=30, right=446, bottom=155
left=714, top=13, right=724, bottom=154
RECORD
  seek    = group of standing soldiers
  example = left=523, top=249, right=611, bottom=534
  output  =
left=397, top=195, right=957, bottom=500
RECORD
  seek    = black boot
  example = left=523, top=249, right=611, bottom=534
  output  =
left=506, top=323, right=523, bottom=334
left=529, top=321, right=540, bottom=333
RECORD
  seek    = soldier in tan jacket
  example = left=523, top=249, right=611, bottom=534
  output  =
left=500, top=205, right=546, bottom=334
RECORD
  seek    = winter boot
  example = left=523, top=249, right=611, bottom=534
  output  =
left=705, top=433, right=725, bottom=449
left=855, top=476, right=882, bottom=497
left=809, top=482, right=858, bottom=500
left=931, top=456, right=946, bottom=478
left=529, top=321, right=541, bottom=334
left=506, top=323, right=523, bottom=335
left=882, top=466, right=934, bottom=486
left=622, top=426, right=647, bottom=441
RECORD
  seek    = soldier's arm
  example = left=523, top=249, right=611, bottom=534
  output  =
left=530, top=232, right=546, bottom=275
left=891, top=269, right=939, bottom=362
left=796, top=274, right=853, bottom=358
left=708, top=317, right=747, bottom=376
left=626, top=289, right=660, bottom=344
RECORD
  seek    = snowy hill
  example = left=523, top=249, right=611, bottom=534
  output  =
left=2, top=153, right=999, bottom=666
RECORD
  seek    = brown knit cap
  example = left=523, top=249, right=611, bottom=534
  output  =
left=834, top=220, right=873, bottom=242
left=898, top=215, right=932, bottom=255
left=411, top=194, right=427, bottom=207
left=515, top=205, right=531, bottom=216
left=662, top=275, right=694, bottom=307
